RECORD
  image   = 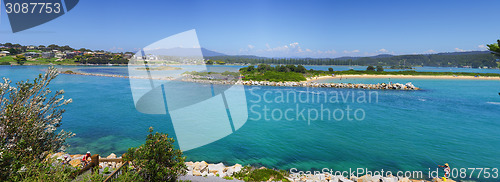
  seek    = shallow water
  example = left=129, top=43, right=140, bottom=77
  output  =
left=1, top=65, right=499, bottom=181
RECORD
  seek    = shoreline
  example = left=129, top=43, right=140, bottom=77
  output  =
left=53, top=152, right=454, bottom=182
left=307, top=74, right=500, bottom=81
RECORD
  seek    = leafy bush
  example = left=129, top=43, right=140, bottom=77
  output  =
left=10, top=157, right=77, bottom=182
left=0, top=67, right=74, bottom=180
left=242, top=71, right=306, bottom=82
left=366, top=65, right=375, bottom=71
left=13, top=55, right=26, bottom=65
left=233, top=166, right=289, bottom=182
left=376, top=65, right=384, bottom=72
left=0, top=62, right=10, bottom=65
left=124, top=127, right=187, bottom=182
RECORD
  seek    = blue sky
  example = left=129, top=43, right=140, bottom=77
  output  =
left=1, top=0, right=499, bottom=58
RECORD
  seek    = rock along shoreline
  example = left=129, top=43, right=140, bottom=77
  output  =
left=51, top=151, right=455, bottom=182
left=60, top=71, right=420, bottom=90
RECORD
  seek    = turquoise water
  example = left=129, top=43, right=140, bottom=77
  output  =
left=1, top=65, right=499, bottom=181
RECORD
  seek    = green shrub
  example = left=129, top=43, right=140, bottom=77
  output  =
left=0, top=62, right=10, bottom=65
left=103, top=167, right=111, bottom=174
left=0, top=67, right=74, bottom=180
left=9, top=157, right=77, bottom=182
left=112, top=166, right=143, bottom=182
left=233, top=166, right=289, bottom=182
left=242, top=71, right=306, bottom=82
left=124, top=127, right=187, bottom=182
left=376, top=65, right=384, bottom=72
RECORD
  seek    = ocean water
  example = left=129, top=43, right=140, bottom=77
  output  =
left=1, top=65, right=499, bottom=181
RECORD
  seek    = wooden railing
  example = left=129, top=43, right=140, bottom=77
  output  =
left=70, top=154, right=128, bottom=181
left=103, top=161, right=129, bottom=182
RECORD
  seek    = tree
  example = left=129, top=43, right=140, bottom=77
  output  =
left=487, top=39, right=500, bottom=56
left=257, top=64, right=272, bottom=72
left=246, top=65, right=255, bottom=72
left=74, top=55, right=83, bottom=62
left=124, top=127, right=186, bottom=182
left=366, top=65, right=375, bottom=71
left=328, top=67, right=334, bottom=72
left=295, top=65, right=307, bottom=73
left=113, top=54, right=123, bottom=60
left=376, top=65, right=384, bottom=72
left=13, top=55, right=27, bottom=65
left=0, top=67, right=74, bottom=180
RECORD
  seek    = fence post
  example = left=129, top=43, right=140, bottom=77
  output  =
left=91, top=154, right=100, bottom=174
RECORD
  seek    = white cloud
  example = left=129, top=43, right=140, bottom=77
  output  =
left=343, top=49, right=360, bottom=54
left=248, top=45, right=255, bottom=49
left=477, top=44, right=487, bottom=50
left=424, top=49, right=437, bottom=54
left=377, top=48, right=389, bottom=53
left=454, top=48, right=467, bottom=52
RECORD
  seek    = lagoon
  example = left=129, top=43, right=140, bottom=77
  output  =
left=1, top=65, right=499, bottom=181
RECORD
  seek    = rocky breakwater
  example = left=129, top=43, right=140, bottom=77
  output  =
left=185, top=161, right=242, bottom=178
left=240, top=81, right=420, bottom=90
left=61, top=71, right=420, bottom=90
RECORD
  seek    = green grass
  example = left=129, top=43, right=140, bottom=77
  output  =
left=25, top=58, right=77, bottom=65
left=25, top=50, right=42, bottom=53
left=232, top=167, right=289, bottom=182
left=0, top=56, right=14, bottom=63
left=242, top=71, right=307, bottom=82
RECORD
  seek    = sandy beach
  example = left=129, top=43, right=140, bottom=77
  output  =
left=307, top=74, right=500, bottom=81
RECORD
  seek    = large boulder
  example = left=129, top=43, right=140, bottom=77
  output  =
left=107, top=153, right=117, bottom=159
left=208, top=162, right=225, bottom=176
left=185, top=161, right=195, bottom=172
left=69, top=159, right=81, bottom=167
left=192, top=170, right=202, bottom=176
left=194, top=161, right=208, bottom=173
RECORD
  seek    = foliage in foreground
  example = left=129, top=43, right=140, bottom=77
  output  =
left=124, top=127, right=187, bottom=182
left=487, top=39, right=500, bottom=57
left=233, top=166, right=290, bottom=182
left=9, top=158, right=77, bottom=182
left=0, top=67, right=74, bottom=180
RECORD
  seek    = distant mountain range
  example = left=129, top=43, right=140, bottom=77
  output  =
left=201, top=49, right=498, bottom=68
left=144, top=47, right=225, bottom=57
left=199, top=48, right=493, bottom=60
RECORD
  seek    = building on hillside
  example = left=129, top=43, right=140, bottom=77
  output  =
left=42, top=52, right=55, bottom=58
left=55, top=53, right=65, bottom=58
left=95, top=52, right=106, bottom=57
left=124, top=54, right=133, bottom=59
left=0, top=51, right=10, bottom=57
left=24, top=52, right=41, bottom=58
left=65, top=51, right=76, bottom=59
